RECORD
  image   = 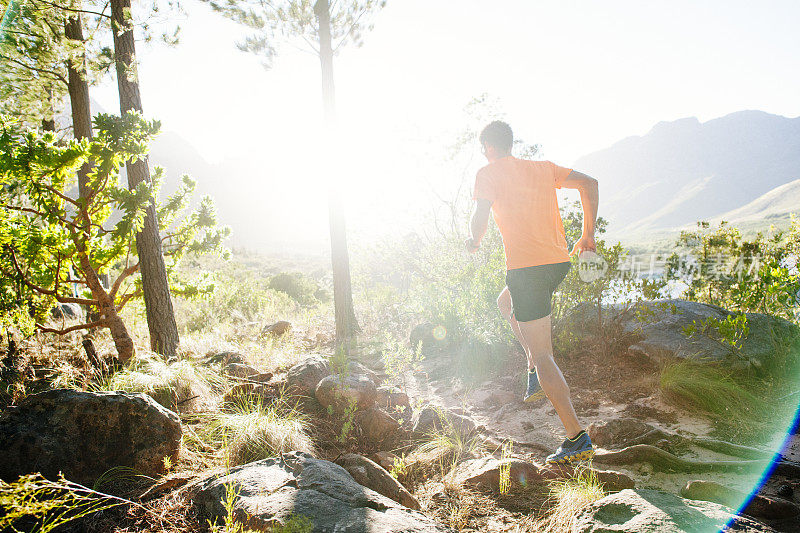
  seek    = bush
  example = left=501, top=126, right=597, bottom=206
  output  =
left=269, top=272, right=320, bottom=306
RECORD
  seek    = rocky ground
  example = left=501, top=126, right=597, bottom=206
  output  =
left=1, top=299, right=799, bottom=532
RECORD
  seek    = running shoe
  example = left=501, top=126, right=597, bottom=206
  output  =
left=546, top=431, right=595, bottom=464
left=524, top=369, right=546, bottom=403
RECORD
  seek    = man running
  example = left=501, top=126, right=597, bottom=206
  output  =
left=465, top=120, right=599, bottom=464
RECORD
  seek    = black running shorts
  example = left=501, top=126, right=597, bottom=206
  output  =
left=506, top=261, right=571, bottom=322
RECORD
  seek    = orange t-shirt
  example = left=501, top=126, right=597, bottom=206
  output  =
left=473, top=156, right=572, bottom=270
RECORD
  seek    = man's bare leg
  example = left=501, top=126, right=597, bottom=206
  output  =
left=516, top=314, right=582, bottom=439
left=497, top=287, right=534, bottom=369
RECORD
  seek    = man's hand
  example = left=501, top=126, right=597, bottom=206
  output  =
left=465, top=237, right=480, bottom=253
left=569, top=234, right=596, bottom=257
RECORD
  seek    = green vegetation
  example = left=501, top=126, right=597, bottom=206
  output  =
left=206, top=394, right=314, bottom=466
left=98, top=354, right=221, bottom=412
left=0, top=474, right=125, bottom=533
left=532, top=466, right=605, bottom=533
left=659, top=360, right=782, bottom=441
left=666, top=217, right=800, bottom=322
left=0, top=112, right=229, bottom=360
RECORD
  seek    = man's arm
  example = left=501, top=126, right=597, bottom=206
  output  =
left=465, top=198, right=492, bottom=253
left=560, top=170, right=599, bottom=256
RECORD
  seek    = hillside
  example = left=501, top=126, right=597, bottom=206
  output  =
left=573, top=110, right=800, bottom=245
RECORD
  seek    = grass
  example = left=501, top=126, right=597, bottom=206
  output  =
left=659, top=359, right=774, bottom=440
left=530, top=466, right=606, bottom=533
left=0, top=474, right=127, bottom=533
left=97, top=354, right=223, bottom=412
left=406, top=408, right=484, bottom=483
left=204, top=394, right=314, bottom=467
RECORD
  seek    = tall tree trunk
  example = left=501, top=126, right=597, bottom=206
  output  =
left=314, top=0, right=360, bottom=351
left=65, top=14, right=92, bottom=196
left=65, top=12, right=99, bottom=322
left=110, top=0, right=179, bottom=357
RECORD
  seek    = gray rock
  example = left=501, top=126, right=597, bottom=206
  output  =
left=409, top=322, right=449, bottom=352
left=262, top=321, right=292, bottom=336
left=286, top=355, right=331, bottom=396
left=223, top=362, right=263, bottom=380
left=315, top=373, right=377, bottom=413
left=587, top=418, right=656, bottom=447
left=334, top=453, right=420, bottom=510
left=563, top=299, right=799, bottom=367
left=50, top=303, right=82, bottom=320
left=0, top=389, right=181, bottom=484
left=681, top=480, right=799, bottom=521
left=193, top=451, right=451, bottom=532
left=412, top=404, right=476, bottom=437
left=345, top=361, right=380, bottom=386
left=204, top=350, right=246, bottom=366
left=376, top=386, right=411, bottom=411
left=354, top=408, right=403, bottom=444
left=446, top=457, right=635, bottom=493
left=574, top=488, right=776, bottom=532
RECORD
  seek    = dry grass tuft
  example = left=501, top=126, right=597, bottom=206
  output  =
left=205, top=394, right=314, bottom=467
left=529, top=465, right=605, bottom=533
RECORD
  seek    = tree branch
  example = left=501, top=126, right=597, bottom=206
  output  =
left=32, top=0, right=112, bottom=19
left=115, top=289, right=141, bottom=311
left=109, top=262, right=139, bottom=299
left=4, top=247, right=96, bottom=306
left=3, top=56, right=68, bottom=86
left=36, top=318, right=108, bottom=335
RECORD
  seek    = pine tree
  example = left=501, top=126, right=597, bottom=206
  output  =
left=203, top=0, right=386, bottom=349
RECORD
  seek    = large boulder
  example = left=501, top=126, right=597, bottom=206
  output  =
left=412, top=404, right=476, bottom=437
left=286, top=355, right=331, bottom=396
left=563, top=299, right=799, bottom=367
left=0, top=389, right=181, bottom=484
left=315, top=373, right=377, bottom=413
left=573, top=488, right=776, bottom=533
left=193, top=451, right=451, bottom=532
left=354, top=408, right=404, bottom=444
left=334, top=454, right=420, bottom=510
left=50, top=303, right=82, bottom=320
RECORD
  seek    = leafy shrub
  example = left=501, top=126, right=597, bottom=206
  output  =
left=665, top=217, right=800, bottom=322
left=269, top=272, right=320, bottom=306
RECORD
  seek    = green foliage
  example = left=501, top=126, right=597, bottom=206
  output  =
left=0, top=0, right=183, bottom=128
left=203, top=0, right=387, bottom=69
left=269, top=271, right=320, bottom=305
left=682, top=313, right=749, bottom=354
left=0, top=473, right=124, bottom=533
left=665, top=218, right=800, bottom=322
left=380, top=333, right=424, bottom=390
left=0, top=111, right=229, bottom=346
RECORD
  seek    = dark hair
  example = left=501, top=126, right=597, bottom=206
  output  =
left=479, top=120, right=513, bottom=152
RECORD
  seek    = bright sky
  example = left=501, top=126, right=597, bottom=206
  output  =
left=90, top=0, right=800, bottom=250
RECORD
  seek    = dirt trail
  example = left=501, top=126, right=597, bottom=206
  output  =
left=406, top=345, right=800, bottom=530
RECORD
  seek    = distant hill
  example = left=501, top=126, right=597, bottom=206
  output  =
left=573, top=110, right=800, bottom=245
left=709, top=178, right=800, bottom=225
